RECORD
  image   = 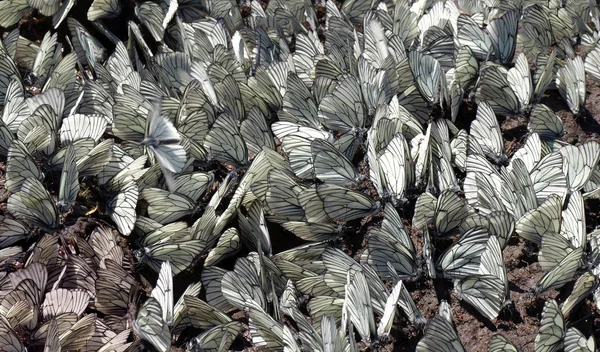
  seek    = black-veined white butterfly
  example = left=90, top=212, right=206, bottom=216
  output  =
left=534, top=299, right=564, bottom=352
left=557, top=56, right=586, bottom=115
left=7, top=177, right=59, bottom=233
left=416, top=300, right=465, bottom=352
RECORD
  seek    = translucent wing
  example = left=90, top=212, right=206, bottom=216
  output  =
left=456, top=15, right=492, bottom=61
left=561, top=191, right=586, bottom=248
left=97, top=329, right=131, bottom=352
left=140, top=221, right=189, bottom=248
left=272, top=121, right=332, bottom=142
left=318, top=74, right=364, bottom=132
left=247, top=306, right=284, bottom=349
left=68, top=18, right=106, bottom=72
left=2, top=79, right=29, bottom=134
left=150, top=143, right=187, bottom=175
left=107, top=180, right=138, bottom=236
left=77, top=139, right=114, bottom=178
left=420, top=20, right=455, bottom=74
left=0, top=217, right=29, bottom=248
left=18, top=104, right=60, bottom=155
left=8, top=178, right=59, bottom=233
left=456, top=275, right=507, bottom=321
left=87, top=0, right=120, bottom=20
left=416, top=301, right=465, bottom=352
left=585, top=45, right=600, bottom=82
left=203, top=113, right=248, bottom=167
left=134, top=297, right=171, bottom=352
left=0, top=316, right=26, bottom=352
left=41, top=288, right=91, bottom=319
left=434, top=190, right=474, bottom=236
left=533, top=299, right=564, bottom=352
left=560, top=271, right=598, bottom=319
left=31, top=32, right=59, bottom=83
left=456, top=236, right=508, bottom=321
left=463, top=155, right=506, bottom=215
left=564, top=327, right=596, bottom=352
left=408, top=51, right=442, bottom=104
left=560, top=142, right=600, bottom=192
left=343, top=271, right=376, bottom=343
left=187, top=321, right=243, bottom=352
left=284, top=133, right=317, bottom=180
left=281, top=222, right=343, bottom=242
left=460, top=211, right=514, bottom=250
left=533, top=247, right=584, bottom=294
left=240, top=107, right=275, bottom=154
left=509, top=132, right=541, bottom=173
left=556, top=56, right=586, bottom=115
left=57, top=144, right=79, bottom=213
left=517, top=5, right=552, bottom=59
left=136, top=1, right=165, bottom=42
left=413, top=192, right=436, bottom=230
left=175, top=80, right=213, bottom=159
left=60, top=113, right=107, bottom=144
left=204, top=228, right=242, bottom=266
left=488, top=334, right=519, bottom=352
left=360, top=226, right=419, bottom=279
left=0, top=0, right=29, bottom=28
left=314, top=184, right=380, bottom=222
left=475, top=63, right=520, bottom=116
left=151, top=261, right=173, bottom=324
left=436, top=227, right=489, bottom=279
left=533, top=50, right=557, bottom=103
left=515, top=194, right=562, bottom=245
left=0, top=51, right=23, bottom=105
left=112, top=86, right=150, bottom=142
left=95, top=260, right=135, bottom=315
left=387, top=265, right=426, bottom=326
left=377, top=134, right=410, bottom=205
left=201, top=266, right=234, bottom=313
left=44, top=319, right=60, bottom=352
left=530, top=152, right=568, bottom=205
left=142, top=104, right=186, bottom=174
left=280, top=72, right=321, bottom=128
left=528, top=104, right=564, bottom=140
left=507, top=53, right=532, bottom=109
left=180, top=295, right=232, bottom=331
left=5, top=140, right=44, bottom=194
left=141, top=188, right=196, bottom=224
left=137, top=240, right=205, bottom=275
left=488, top=10, right=518, bottom=65
left=152, top=52, right=191, bottom=94
left=450, top=129, right=468, bottom=172
left=311, top=138, right=361, bottom=186
left=221, top=261, right=267, bottom=311
left=58, top=314, right=95, bottom=351
left=172, top=172, right=213, bottom=202
left=392, top=1, right=419, bottom=48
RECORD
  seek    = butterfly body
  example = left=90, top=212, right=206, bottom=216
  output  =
left=139, top=137, right=182, bottom=148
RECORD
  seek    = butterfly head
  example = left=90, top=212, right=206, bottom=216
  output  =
left=133, top=247, right=150, bottom=263
left=186, top=338, right=205, bottom=352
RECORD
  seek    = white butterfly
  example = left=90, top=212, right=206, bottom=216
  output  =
left=140, top=103, right=186, bottom=178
